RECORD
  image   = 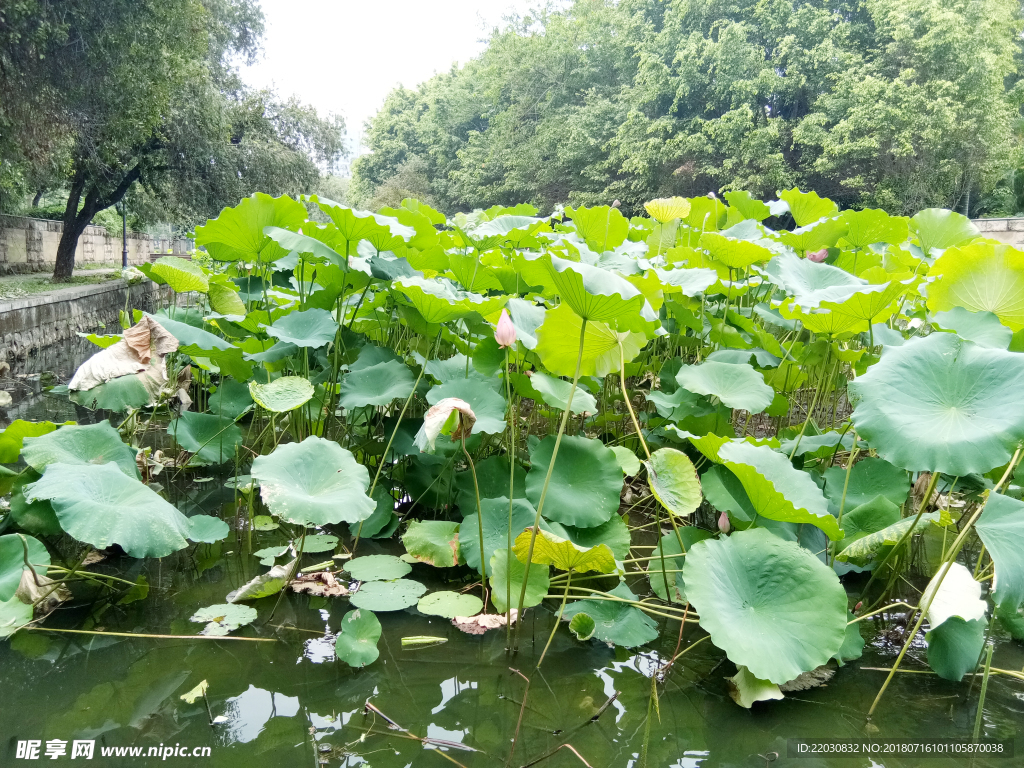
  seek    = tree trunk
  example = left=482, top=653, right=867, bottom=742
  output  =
left=52, top=217, right=93, bottom=281
left=31, top=190, right=44, bottom=207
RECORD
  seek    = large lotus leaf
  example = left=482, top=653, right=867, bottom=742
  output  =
left=208, top=379, right=253, bottom=419
left=151, top=256, right=208, bottom=293
left=347, top=555, right=411, bottom=582
left=933, top=307, right=1012, bottom=349
left=923, top=562, right=987, bottom=629
left=568, top=205, right=629, bottom=251
left=393, top=276, right=506, bottom=324
left=349, top=579, right=426, bottom=612
left=403, top=520, right=460, bottom=567
left=460, top=497, right=536, bottom=574
left=926, top=616, right=985, bottom=682
left=561, top=582, right=658, bottom=648
left=190, top=603, right=257, bottom=636
left=208, top=276, right=247, bottom=316
left=822, top=457, right=909, bottom=515
left=266, top=308, right=339, bottom=348
left=717, top=442, right=840, bottom=539
left=545, top=515, right=631, bottom=561
left=513, top=371, right=597, bottom=416
left=249, top=376, right=315, bottom=413
left=723, top=191, right=771, bottom=222
left=418, top=591, right=483, bottom=619
left=758, top=252, right=865, bottom=308
left=834, top=496, right=901, bottom=556
left=849, top=333, right=1024, bottom=475
left=976, top=493, right=1024, bottom=612
left=840, top=209, right=909, bottom=249
left=647, top=527, right=714, bottom=602
left=263, top=226, right=346, bottom=267
left=335, top=609, right=382, bottom=667
left=454, top=456, right=527, bottom=511
left=195, top=193, right=306, bottom=262
left=727, top=665, right=785, bottom=708
left=684, top=528, right=847, bottom=683
left=698, top=231, right=774, bottom=269
left=779, top=430, right=856, bottom=460
left=835, top=511, right=945, bottom=564
left=535, top=304, right=646, bottom=378
left=526, top=434, right=621, bottom=528
left=927, top=243, right=1024, bottom=331
left=427, top=377, right=506, bottom=435
left=778, top=188, right=839, bottom=227
left=513, top=528, right=616, bottom=574
left=148, top=313, right=234, bottom=352
left=68, top=372, right=157, bottom=412
left=0, top=534, right=49, bottom=602
left=339, top=360, right=416, bottom=409
left=26, top=463, right=190, bottom=558
left=777, top=301, right=865, bottom=337
left=777, top=217, right=848, bottom=253
left=610, top=446, right=641, bottom=477
left=489, top=548, right=549, bottom=613
left=250, top=436, right=374, bottom=526
left=675, top=361, right=773, bottom=414
left=701, top=463, right=758, bottom=521
left=183, top=345, right=253, bottom=382
left=646, top=448, right=701, bottom=517
left=0, top=420, right=69, bottom=464
left=652, top=267, right=719, bottom=297
left=505, top=297, right=546, bottom=350
left=172, top=412, right=242, bottom=464
left=187, top=515, right=230, bottom=543
left=0, top=595, right=34, bottom=638
left=817, top=281, right=906, bottom=326
left=910, top=208, right=979, bottom=255
left=22, top=422, right=139, bottom=479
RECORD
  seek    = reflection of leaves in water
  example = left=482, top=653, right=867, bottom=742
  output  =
left=217, top=685, right=300, bottom=744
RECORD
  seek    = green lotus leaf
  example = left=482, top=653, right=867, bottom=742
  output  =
left=0, top=420, right=69, bottom=464
left=777, top=217, right=848, bottom=252
left=68, top=372, right=157, bottom=412
left=427, top=377, right=506, bottom=435
left=190, top=603, right=257, bottom=636
left=0, top=534, right=49, bottom=602
left=651, top=267, right=719, bottom=297
left=0, top=595, right=33, bottom=638
left=512, top=371, right=597, bottom=416
left=822, top=457, right=909, bottom=514
left=418, top=591, right=483, bottom=619
left=975, top=493, right=1024, bottom=612
left=9, top=486, right=61, bottom=536
left=567, top=204, right=629, bottom=251
left=933, top=307, right=1012, bottom=349
left=816, top=281, right=906, bottom=327
left=249, top=376, right=315, bottom=413
left=684, top=528, right=847, bottom=683
left=675, top=361, right=773, bottom=414
left=208, top=379, right=253, bottom=420
left=505, top=297, right=546, bottom=350
left=647, top=527, right=714, bottom=602
left=150, top=255, right=208, bottom=294
left=403, top=520, right=460, bottom=567
left=454, top=456, right=527, bottom=511
left=513, top=527, right=616, bottom=574
left=252, top=515, right=278, bottom=531
left=609, top=446, right=641, bottom=477
left=835, top=511, right=945, bottom=564
left=646, top=447, right=701, bottom=517
left=910, top=208, right=979, bottom=255
left=22, top=422, right=139, bottom=478
left=561, top=582, right=657, bottom=648
left=460, top=497, right=536, bottom=574
left=172, top=412, right=242, bottom=464
left=535, top=305, right=646, bottom=378
left=339, top=360, right=416, bottom=409
left=724, top=190, right=771, bottom=222
left=837, top=496, right=901, bottom=540
left=346, top=555, right=411, bottom=582
left=253, top=546, right=288, bottom=566
left=543, top=514, right=632, bottom=561
left=671, top=431, right=779, bottom=464
left=242, top=339, right=298, bottom=364
left=489, top=548, right=549, bottom=613
left=758, top=252, right=865, bottom=307
left=250, top=436, right=375, bottom=526
left=195, top=193, right=307, bottom=262
left=263, top=226, right=346, bottom=267
left=849, top=333, right=1024, bottom=474
left=778, top=188, right=839, bottom=227
left=701, top=463, right=757, bottom=521
left=182, top=345, right=253, bottom=382
left=568, top=612, right=596, bottom=641
left=779, top=430, right=856, bottom=460
left=335, top=609, right=382, bottom=666
left=26, top=463, right=191, bottom=558
left=349, top=578, right=426, bottom=612
left=926, top=616, right=985, bottom=682
left=717, top=442, right=840, bottom=539
left=266, top=308, right=339, bottom=348
left=836, top=612, right=866, bottom=663
left=207, top=276, right=246, bottom=316
left=698, top=231, right=775, bottom=269
left=777, top=301, right=866, bottom=337
left=187, top=515, right=229, bottom=543
left=227, top=560, right=294, bottom=602
left=298, top=534, right=338, bottom=554
left=526, top=434, right=621, bottom=528
left=927, top=243, right=1024, bottom=331
left=727, top=665, right=785, bottom=708
left=840, top=209, right=909, bottom=249
left=393, top=276, right=506, bottom=324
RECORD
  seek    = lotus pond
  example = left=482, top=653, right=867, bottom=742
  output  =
left=2, top=191, right=1024, bottom=766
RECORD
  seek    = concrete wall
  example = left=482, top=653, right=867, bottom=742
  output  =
left=973, top=218, right=1024, bottom=248
left=0, top=215, right=192, bottom=275
left=0, top=279, right=169, bottom=362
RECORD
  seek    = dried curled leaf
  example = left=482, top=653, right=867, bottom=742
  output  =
left=451, top=610, right=517, bottom=635
left=290, top=571, right=349, bottom=597
left=779, top=665, right=835, bottom=692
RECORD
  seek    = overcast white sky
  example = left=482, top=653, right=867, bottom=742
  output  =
left=244, top=0, right=537, bottom=154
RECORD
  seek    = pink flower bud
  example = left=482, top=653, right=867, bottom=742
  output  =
left=495, top=309, right=517, bottom=348
left=806, top=248, right=828, bottom=263
left=854, top=601, right=863, bottom=613
left=718, top=511, right=731, bottom=534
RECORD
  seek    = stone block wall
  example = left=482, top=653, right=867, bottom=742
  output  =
left=0, top=215, right=192, bottom=274
left=972, top=218, right=1024, bottom=248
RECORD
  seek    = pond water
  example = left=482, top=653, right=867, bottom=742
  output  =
left=1, top=343, right=1022, bottom=768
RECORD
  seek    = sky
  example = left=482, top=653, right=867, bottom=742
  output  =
left=243, top=0, right=537, bottom=157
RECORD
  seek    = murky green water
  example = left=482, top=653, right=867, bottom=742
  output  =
left=2, top=348, right=1022, bottom=767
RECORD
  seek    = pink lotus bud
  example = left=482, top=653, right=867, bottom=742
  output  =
left=854, top=601, right=863, bottom=613
left=718, top=511, right=731, bottom=534
left=612, top=199, right=621, bottom=209
left=495, top=309, right=517, bottom=348
left=806, top=248, right=828, bottom=263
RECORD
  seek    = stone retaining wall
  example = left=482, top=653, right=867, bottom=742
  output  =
left=0, top=279, right=169, bottom=362
left=0, top=215, right=192, bottom=274
left=972, top=218, right=1024, bottom=248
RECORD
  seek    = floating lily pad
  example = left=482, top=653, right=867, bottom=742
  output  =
left=349, top=578, right=426, bottom=612
left=252, top=515, right=279, bottom=531
left=562, top=582, right=657, bottom=648
left=190, top=603, right=257, bottom=636
left=568, top=613, right=596, bottom=641
left=346, top=555, right=411, bottom=582
left=187, top=515, right=230, bottom=543
left=253, top=545, right=288, bottom=566
left=927, top=616, right=985, bottom=682
left=299, top=534, right=338, bottom=554
left=417, top=591, right=483, bottom=619
left=335, top=609, right=382, bottom=667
